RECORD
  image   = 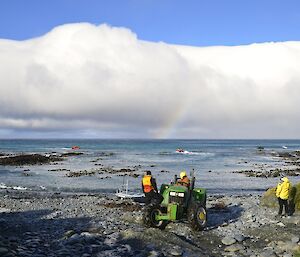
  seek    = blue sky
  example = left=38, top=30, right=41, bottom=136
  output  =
left=1, top=0, right=300, bottom=46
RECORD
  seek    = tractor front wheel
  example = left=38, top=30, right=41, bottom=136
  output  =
left=143, top=204, right=168, bottom=230
left=188, top=203, right=207, bottom=231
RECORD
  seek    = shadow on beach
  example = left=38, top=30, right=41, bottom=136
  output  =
left=0, top=208, right=93, bottom=255
left=207, top=204, right=244, bottom=229
left=0, top=209, right=92, bottom=236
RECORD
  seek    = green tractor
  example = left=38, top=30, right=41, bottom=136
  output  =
left=143, top=171, right=207, bottom=231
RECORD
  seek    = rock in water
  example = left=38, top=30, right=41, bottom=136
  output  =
left=0, top=154, right=62, bottom=165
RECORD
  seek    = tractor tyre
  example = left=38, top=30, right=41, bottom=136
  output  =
left=188, top=203, right=207, bottom=231
left=143, top=204, right=168, bottom=230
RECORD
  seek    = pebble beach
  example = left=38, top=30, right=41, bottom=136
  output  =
left=1, top=140, right=300, bottom=256
left=1, top=189, right=300, bottom=257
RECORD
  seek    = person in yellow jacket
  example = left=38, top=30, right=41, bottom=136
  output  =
left=142, top=171, right=162, bottom=205
left=276, top=177, right=291, bottom=217
left=176, top=170, right=190, bottom=188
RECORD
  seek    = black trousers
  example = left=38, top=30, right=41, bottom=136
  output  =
left=144, top=191, right=163, bottom=205
left=278, top=197, right=289, bottom=215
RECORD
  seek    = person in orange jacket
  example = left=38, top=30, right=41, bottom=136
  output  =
left=276, top=177, right=291, bottom=217
left=142, top=171, right=161, bottom=205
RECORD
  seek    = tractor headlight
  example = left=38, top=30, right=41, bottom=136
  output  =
left=178, top=192, right=185, bottom=197
left=170, top=191, right=176, bottom=196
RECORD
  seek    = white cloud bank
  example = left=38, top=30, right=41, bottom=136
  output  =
left=1, top=23, right=300, bottom=138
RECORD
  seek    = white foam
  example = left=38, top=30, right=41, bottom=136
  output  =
left=176, top=150, right=214, bottom=156
left=0, top=183, right=9, bottom=189
left=12, top=186, right=27, bottom=190
left=0, top=183, right=27, bottom=190
left=0, top=207, right=11, bottom=213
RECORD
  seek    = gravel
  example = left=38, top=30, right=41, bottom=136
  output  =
left=0, top=189, right=299, bottom=257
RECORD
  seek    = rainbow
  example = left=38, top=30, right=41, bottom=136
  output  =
left=153, top=101, right=189, bottom=139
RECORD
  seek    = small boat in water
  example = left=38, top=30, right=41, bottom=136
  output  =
left=176, top=148, right=184, bottom=153
left=115, top=179, right=143, bottom=199
left=71, top=146, right=80, bottom=150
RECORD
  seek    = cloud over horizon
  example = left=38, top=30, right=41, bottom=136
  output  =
left=1, top=23, right=300, bottom=138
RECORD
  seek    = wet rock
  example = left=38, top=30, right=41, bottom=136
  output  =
left=66, top=233, right=81, bottom=245
left=66, top=170, right=96, bottom=177
left=291, top=236, right=300, bottom=243
left=45, top=210, right=63, bottom=219
left=148, top=250, right=163, bottom=257
left=234, top=233, right=245, bottom=242
left=61, top=152, right=84, bottom=157
left=104, top=232, right=120, bottom=246
left=224, top=243, right=245, bottom=252
left=221, top=236, right=236, bottom=246
left=63, top=230, right=76, bottom=238
left=98, top=152, right=115, bottom=157
left=277, top=241, right=299, bottom=252
left=0, top=154, right=62, bottom=165
left=276, top=222, right=285, bottom=227
left=22, top=171, right=32, bottom=176
left=48, top=168, right=70, bottom=172
left=168, top=246, right=183, bottom=256
left=212, top=201, right=227, bottom=210
left=258, top=249, right=276, bottom=257
left=282, top=253, right=293, bottom=257
left=80, top=232, right=98, bottom=244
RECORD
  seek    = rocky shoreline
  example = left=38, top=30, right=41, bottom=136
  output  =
left=234, top=149, right=300, bottom=179
left=0, top=189, right=299, bottom=257
left=0, top=153, right=160, bottom=179
left=1, top=150, right=300, bottom=256
left=0, top=154, right=63, bottom=166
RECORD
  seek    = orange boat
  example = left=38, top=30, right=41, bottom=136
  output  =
left=71, top=146, right=80, bottom=150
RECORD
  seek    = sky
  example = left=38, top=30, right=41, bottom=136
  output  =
left=1, top=0, right=300, bottom=46
left=0, top=0, right=300, bottom=139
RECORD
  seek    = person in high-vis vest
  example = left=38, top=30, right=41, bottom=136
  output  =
left=276, top=177, right=291, bottom=217
left=142, top=171, right=159, bottom=205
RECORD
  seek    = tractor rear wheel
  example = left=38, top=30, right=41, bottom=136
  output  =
left=143, top=204, right=168, bottom=230
left=188, top=203, right=207, bottom=231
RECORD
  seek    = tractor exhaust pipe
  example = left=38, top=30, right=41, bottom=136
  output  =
left=190, top=169, right=195, bottom=191
left=174, top=174, right=178, bottom=185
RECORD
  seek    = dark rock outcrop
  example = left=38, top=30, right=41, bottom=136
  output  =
left=61, top=152, right=84, bottom=157
left=0, top=154, right=63, bottom=166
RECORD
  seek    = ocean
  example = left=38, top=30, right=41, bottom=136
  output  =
left=1, top=139, right=300, bottom=195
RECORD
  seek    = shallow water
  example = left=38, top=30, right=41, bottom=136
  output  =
left=1, top=139, right=300, bottom=194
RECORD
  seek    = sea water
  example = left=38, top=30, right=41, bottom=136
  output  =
left=1, top=139, right=300, bottom=195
